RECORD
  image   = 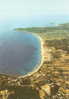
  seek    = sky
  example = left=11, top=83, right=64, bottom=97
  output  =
left=0, top=0, right=69, bottom=20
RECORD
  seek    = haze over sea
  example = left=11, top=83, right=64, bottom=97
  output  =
left=0, top=15, right=69, bottom=31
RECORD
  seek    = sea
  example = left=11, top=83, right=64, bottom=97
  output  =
left=0, top=15, right=69, bottom=75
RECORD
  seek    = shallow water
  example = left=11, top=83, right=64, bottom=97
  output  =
left=0, top=30, right=41, bottom=75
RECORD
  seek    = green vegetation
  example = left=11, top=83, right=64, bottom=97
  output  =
left=16, top=23, right=69, bottom=40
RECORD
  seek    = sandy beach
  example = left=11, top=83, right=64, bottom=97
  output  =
left=18, top=32, right=45, bottom=78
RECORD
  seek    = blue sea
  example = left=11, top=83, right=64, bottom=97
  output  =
left=0, top=15, right=69, bottom=75
left=0, top=30, right=41, bottom=75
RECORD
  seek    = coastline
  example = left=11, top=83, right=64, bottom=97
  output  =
left=18, top=31, right=45, bottom=78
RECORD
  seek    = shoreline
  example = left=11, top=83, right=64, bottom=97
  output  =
left=18, top=31, right=45, bottom=79
left=0, top=31, right=45, bottom=78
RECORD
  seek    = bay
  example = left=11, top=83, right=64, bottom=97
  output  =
left=0, top=30, right=41, bottom=75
